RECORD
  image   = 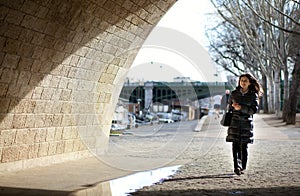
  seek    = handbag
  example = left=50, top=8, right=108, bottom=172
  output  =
left=220, top=109, right=233, bottom=126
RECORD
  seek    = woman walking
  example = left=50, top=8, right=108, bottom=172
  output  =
left=226, top=73, right=262, bottom=175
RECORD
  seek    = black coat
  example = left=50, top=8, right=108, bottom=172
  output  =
left=226, top=89, right=259, bottom=144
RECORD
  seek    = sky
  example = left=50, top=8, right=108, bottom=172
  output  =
left=126, top=0, right=227, bottom=83
left=157, top=0, right=215, bottom=48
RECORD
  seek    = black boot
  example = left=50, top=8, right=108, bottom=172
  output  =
left=234, top=167, right=241, bottom=175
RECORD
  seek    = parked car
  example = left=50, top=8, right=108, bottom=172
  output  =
left=136, top=119, right=153, bottom=126
left=110, top=124, right=123, bottom=131
left=158, top=118, right=174, bottom=123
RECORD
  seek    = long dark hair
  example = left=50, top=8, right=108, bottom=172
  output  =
left=237, top=73, right=263, bottom=96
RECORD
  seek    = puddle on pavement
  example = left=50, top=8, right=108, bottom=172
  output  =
left=110, top=165, right=181, bottom=196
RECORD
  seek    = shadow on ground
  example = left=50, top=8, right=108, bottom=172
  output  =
left=262, top=113, right=300, bottom=128
left=162, top=173, right=235, bottom=182
left=130, top=186, right=300, bottom=196
left=0, top=187, right=69, bottom=196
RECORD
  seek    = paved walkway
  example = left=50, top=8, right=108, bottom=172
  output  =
left=131, top=113, right=300, bottom=195
left=0, top=113, right=299, bottom=195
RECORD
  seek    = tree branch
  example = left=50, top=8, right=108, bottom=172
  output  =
left=264, top=0, right=300, bottom=26
left=241, top=0, right=300, bottom=35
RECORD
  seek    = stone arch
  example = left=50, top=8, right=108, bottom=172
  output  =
left=0, top=0, right=176, bottom=171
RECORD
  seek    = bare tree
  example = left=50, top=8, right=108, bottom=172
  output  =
left=283, top=13, right=300, bottom=124
left=209, top=0, right=300, bottom=124
left=206, top=22, right=248, bottom=75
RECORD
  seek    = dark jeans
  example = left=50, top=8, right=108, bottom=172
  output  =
left=232, top=142, right=248, bottom=170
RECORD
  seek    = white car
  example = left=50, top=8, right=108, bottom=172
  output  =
left=158, top=118, right=174, bottom=123
left=110, top=124, right=122, bottom=131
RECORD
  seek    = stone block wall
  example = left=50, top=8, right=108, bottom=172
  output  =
left=0, top=0, right=176, bottom=172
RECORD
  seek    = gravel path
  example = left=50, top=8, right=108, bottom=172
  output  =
left=129, top=114, right=300, bottom=195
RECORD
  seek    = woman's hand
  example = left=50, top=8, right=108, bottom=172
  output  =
left=232, top=102, right=241, bottom=110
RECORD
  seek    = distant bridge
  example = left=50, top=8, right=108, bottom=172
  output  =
left=120, top=81, right=234, bottom=108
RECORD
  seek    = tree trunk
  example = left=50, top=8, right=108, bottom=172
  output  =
left=262, top=74, right=269, bottom=113
left=274, top=69, right=281, bottom=116
left=282, top=67, right=289, bottom=120
left=285, top=55, right=300, bottom=124
left=268, top=73, right=275, bottom=113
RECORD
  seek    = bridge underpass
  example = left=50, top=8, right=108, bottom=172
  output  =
left=0, top=1, right=242, bottom=194
left=120, top=81, right=234, bottom=110
left=0, top=0, right=178, bottom=172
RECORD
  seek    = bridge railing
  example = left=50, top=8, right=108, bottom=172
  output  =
left=123, top=81, right=232, bottom=87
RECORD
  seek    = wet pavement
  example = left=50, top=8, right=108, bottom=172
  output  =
left=110, top=165, right=180, bottom=195
left=0, top=113, right=299, bottom=195
left=0, top=119, right=198, bottom=195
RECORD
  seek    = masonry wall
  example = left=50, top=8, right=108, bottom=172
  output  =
left=0, top=0, right=176, bottom=172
